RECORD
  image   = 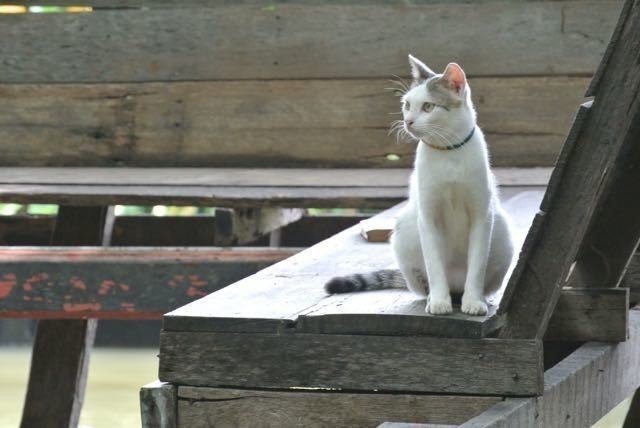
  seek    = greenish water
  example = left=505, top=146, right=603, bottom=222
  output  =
left=0, top=347, right=157, bottom=428
left=0, top=346, right=631, bottom=427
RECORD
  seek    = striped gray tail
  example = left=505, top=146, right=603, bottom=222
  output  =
left=325, top=269, right=406, bottom=294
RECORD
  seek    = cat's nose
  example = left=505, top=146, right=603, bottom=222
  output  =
left=405, top=120, right=414, bottom=127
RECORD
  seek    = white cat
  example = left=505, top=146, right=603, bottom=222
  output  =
left=325, top=55, right=514, bottom=316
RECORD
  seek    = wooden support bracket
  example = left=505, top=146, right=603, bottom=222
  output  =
left=214, top=207, right=305, bottom=246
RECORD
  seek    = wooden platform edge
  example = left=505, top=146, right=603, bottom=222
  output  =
left=177, top=386, right=498, bottom=428
left=140, top=381, right=177, bottom=428
left=459, top=308, right=640, bottom=427
left=159, top=331, right=543, bottom=396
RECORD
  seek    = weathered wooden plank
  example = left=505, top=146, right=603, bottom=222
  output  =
left=214, top=208, right=305, bottom=246
left=0, top=184, right=405, bottom=208
left=0, top=3, right=620, bottom=83
left=0, top=247, right=298, bottom=319
left=0, top=78, right=587, bottom=168
left=0, top=167, right=550, bottom=206
left=21, top=205, right=106, bottom=428
left=500, top=3, right=640, bottom=339
left=140, top=381, right=176, bottom=428
left=0, top=167, right=550, bottom=187
left=545, top=288, right=629, bottom=342
left=159, top=330, right=543, bottom=395
left=462, top=309, right=640, bottom=427
left=177, top=386, right=497, bottom=428
left=163, top=189, right=543, bottom=336
left=458, top=399, right=536, bottom=428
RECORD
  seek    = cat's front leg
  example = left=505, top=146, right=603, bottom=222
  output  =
left=418, top=216, right=452, bottom=315
left=462, top=212, right=493, bottom=315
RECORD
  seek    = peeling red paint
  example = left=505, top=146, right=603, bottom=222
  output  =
left=63, top=303, right=101, bottom=312
left=23, top=283, right=32, bottom=292
left=119, top=283, right=130, bottom=292
left=98, top=280, right=116, bottom=296
left=168, top=280, right=177, bottom=289
left=33, top=296, right=44, bottom=302
left=186, top=286, right=207, bottom=298
left=71, top=279, right=87, bottom=291
left=23, top=296, right=31, bottom=301
left=0, top=275, right=16, bottom=299
left=120, top=302, right=135, bottom=312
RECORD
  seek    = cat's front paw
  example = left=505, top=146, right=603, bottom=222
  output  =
left=426, top=296, right=453, bottom=315
left=461, top=298, right=488, bottom=316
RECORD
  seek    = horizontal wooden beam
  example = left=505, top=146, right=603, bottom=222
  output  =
left=0, top=78, right=587, bottom=168
left=545, top=287, right=629, bottom=342
left=176, top=385, right=498, bottom=428
left=0, top=247, right=299, bottom=319
left=0, top=167, right=549, bottom=207
left=0, top=2, right=620, bottom=83
left=159, top=330, right=543, bottom=396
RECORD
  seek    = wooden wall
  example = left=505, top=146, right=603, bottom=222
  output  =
left=0, top=1, right=622, bottom=167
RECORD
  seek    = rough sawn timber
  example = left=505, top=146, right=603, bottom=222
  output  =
left=0, top=3, right=620, bottom=83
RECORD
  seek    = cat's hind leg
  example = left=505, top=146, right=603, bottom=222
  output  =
left=391, top=208, right=429, bottom=297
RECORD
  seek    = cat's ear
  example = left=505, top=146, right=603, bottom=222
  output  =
left=408, top=54, right=436, bottom=83
left=440, top=63, right=467, bottom=96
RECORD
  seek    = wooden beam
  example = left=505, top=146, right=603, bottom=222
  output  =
left=177, top=386, right=494, bottom=428
left=545, top=288, right=629, bottom=342
left=0, top=167, right=550, bottom=207
left=160, top=330, right=543, bottom=396
left=0, top=78, right=587, bottom=168
left=461, top=308, right=640, bottom=427
left=0, top=247, right=299, bottom=319
left=214, top=208, right=305, bottom=246
left=20, top=205, right=106, bottom=428
left=500, top=2, right=640, bottom=339
left=140, top=381, right=176, bottom=428
left=0, top=3, right=619, bottom=83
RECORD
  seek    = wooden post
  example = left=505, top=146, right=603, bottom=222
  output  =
left=500, top=0, right=640, bottom=339
left=20, top=205, right=108, bottom=428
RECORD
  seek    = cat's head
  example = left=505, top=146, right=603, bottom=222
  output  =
left=397, top=55, right=475, bottom=144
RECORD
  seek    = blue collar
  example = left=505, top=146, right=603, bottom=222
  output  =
left=424, top=126, right=476, bottom=151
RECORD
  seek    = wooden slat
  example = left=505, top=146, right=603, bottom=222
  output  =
left=177, top=386, right=498, bottom=428
left=159, top=330, right=542, bottom=396
left=140, top=381, right=176, bottom=428
left=0, top=167, right=550, bottom=187
left=545, top=288, right=629, bottom=342
left=20, top=205, right=106, bottom=428
left=0, top=167, right=550, bottom=207
left=500, top=2, right=640, bottom=339
left=0, top=247, right=298, bottom=319
left=462, top=308, right=640, bottom=427
left=0, top=3, right=620, bottom=83
left=162, top=203, right=504, bottom=337
left=0, top=78, right=587, bottom=168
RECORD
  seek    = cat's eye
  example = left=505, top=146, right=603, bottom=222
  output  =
left=422, top=102, right=435, bottom=112
left=404, top=101, right=410, bottom=110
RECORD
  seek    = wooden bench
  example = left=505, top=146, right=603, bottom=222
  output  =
left=143, top=0, right=640, bottom=426
left=0, top=0, right=624, bottom=426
